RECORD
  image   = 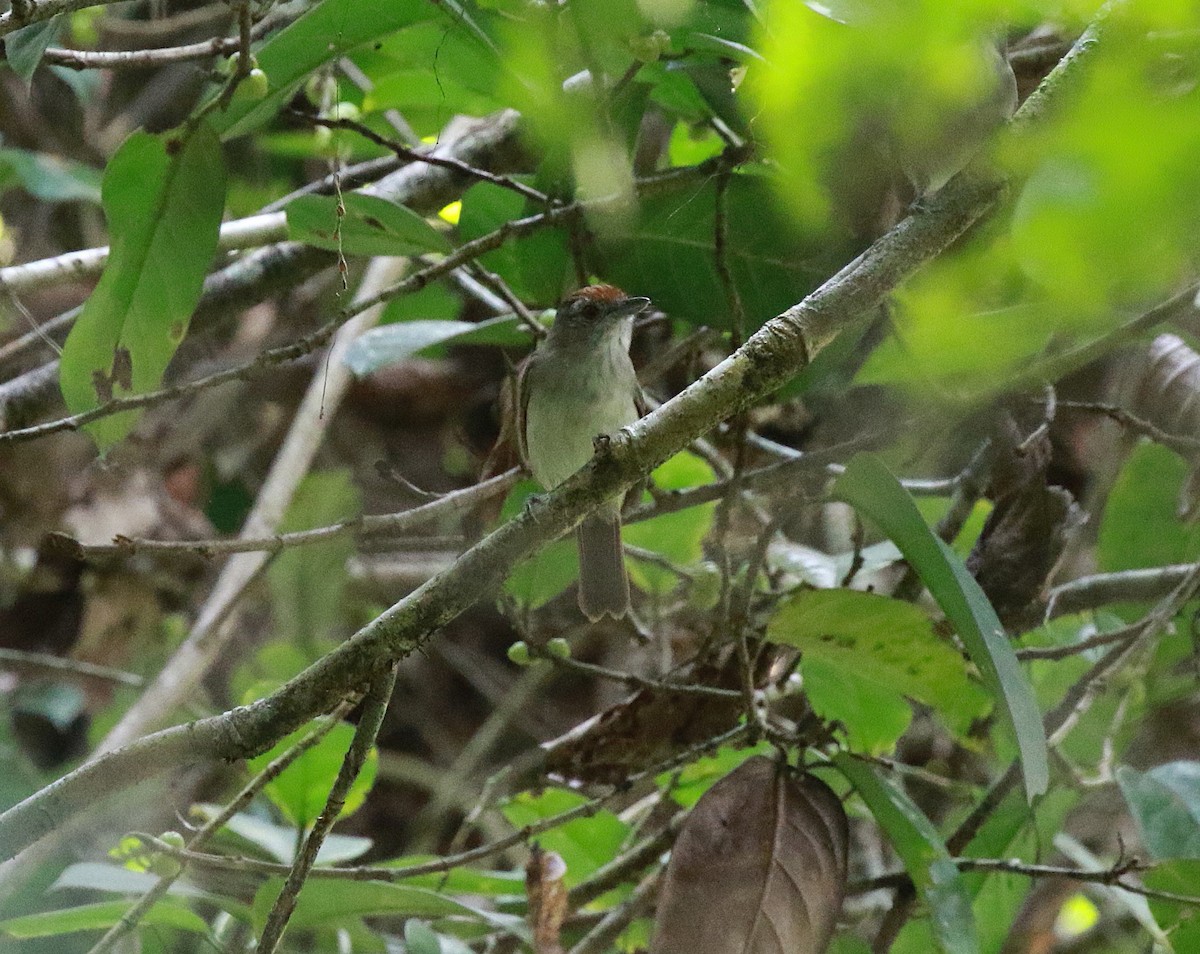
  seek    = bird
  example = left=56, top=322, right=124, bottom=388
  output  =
left=890, top=35, right=1018, bottom=198
left=516, top=284, right=650, bottom=621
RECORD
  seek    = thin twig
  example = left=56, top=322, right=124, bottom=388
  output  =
left=567, top=813, right=683, bottom=908
left=1016, top=620, right=1141, bottom=661
left=0, top=647, right=142, bottom=686
left=301, top=112, right=551, bottom=206
left=1047, top=563, right=1199, bottom=619
left=88, top=698, right=360, bottom=954
left=530, top=646, right=742, bottom=699
left=258, top=668, right=397, bottom=953
left=43, top=9, right=290, bottom=70
left=567, top=871, right=659, bottom=954
left=0, top=154, right=748, bottom=446
left=57, top=470, right=519, bottom=560
left=851, top=854, right=1200, bottom=908
left=1053, top=398, right=1200, bottom=456
left=134, top=725, right=748, bottom=886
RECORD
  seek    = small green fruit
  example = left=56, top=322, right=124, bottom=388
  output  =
left=148, top=832, right=184, bottom=877
left=507, top=641, right=532, bottom=666
left=546, top=637, right=571, bottom=660
left=629, top=29, right=671, bottom=63
left=242, top=67, right=269, bottom=101
left=687, top=561, right=722, bottom=611
left=326, top=101, right=361, bottom=124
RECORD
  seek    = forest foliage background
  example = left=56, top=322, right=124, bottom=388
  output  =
left=2, top=0, right=1200, bottom=952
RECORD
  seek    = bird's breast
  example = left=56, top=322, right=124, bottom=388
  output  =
left=524, top=354, right=639, bottom=490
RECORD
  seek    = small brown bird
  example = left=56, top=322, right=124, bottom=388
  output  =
left=516, top=284, right=650, bottom=621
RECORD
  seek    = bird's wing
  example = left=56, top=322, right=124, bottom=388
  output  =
left=514, top=354, right=533, bottom=470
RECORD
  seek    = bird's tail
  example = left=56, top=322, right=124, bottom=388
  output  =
left=576, top=513, right=629, bottom=621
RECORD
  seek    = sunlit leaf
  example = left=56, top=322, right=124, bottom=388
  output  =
left=287, top=192, right=451, bottom=257
left=767, top=589, right=990, bottom=752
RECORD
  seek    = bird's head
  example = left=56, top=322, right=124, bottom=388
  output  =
left=548, top=285, right=650, bottom=346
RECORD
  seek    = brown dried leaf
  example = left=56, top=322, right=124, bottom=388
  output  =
left=1129, top=334, right=1200, bottom=517
left=526, top=846, right=568, bottom=954
left=543, top=656, right=745, bottom=784
left=1131, top=334, right=1200, bottom=444
left=967, top=419, right=1078, bottom=627
left=651, top=756, right=848, bottom=954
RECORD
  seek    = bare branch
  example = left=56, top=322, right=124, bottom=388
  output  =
left=258, top=669, right=397, bottom=953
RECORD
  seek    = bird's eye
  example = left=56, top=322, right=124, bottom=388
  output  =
left=580, top=301, right=599, bottom=319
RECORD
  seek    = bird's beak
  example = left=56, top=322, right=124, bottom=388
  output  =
left=613, top=296, right=651, bottom=320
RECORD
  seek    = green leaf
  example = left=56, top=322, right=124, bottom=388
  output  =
left=58, top=123, right=227, bottom=449
left=192, top=806, right=373, bottom=865
left=405, top=919, right=442, bottom=954
left=601, top=173, right=846, bottom=329
left=625, top=451, right=717, bottom=595
left=832, top=454, right=1049, bottom=801
left=1117, top=762, right=1200, bottom=861
left=835, top=755, right=978, bottom=954
left=287, top=192, right=451, bottom=257
left=0, top=900, right=207, bottom=939
left=659, top=743, right=773, bottom=809
left=767, top=589, right=990, bottom=752
left=343, top=314, right=533, bottom=377
left=211, top=0, right=434, bottom=139
left=268, top=470, right=361, bottom=649
left=3, top=17, right=62, bottom=85
left=1098, top=442, right=1200, bottom=575
left=248, top=720, right=378, bottom=830
left=0, top=147, right=102, bottom=203
left=803, top=659, right=914, bottom=754
left=502, top=481, right=579, bottom=610
left=251, top=878, right=527, bottom=935
left=457, top=181, right=569, bottom=302
left=501, top=788, right=629, bottom=884
left=1143, top=859, right=1200, bottom=950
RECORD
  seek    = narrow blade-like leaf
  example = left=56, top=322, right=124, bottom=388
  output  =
left=832, top=453, right=1049, bottom=800
left=835, top=754, right=978, bottom=954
